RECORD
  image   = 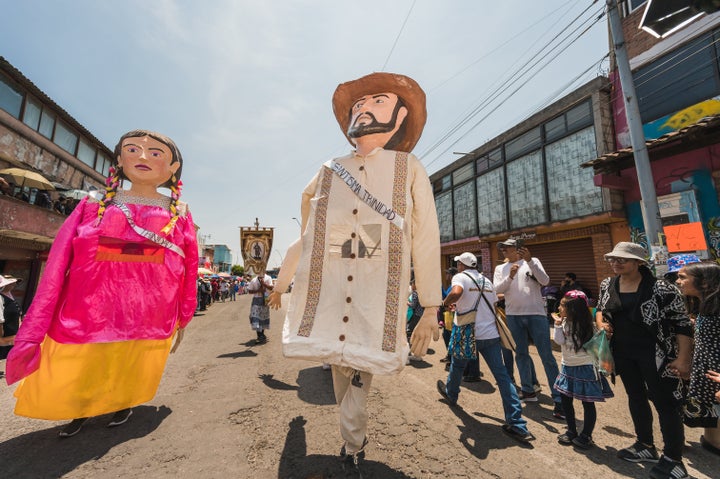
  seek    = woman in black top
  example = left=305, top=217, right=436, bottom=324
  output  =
left=595, top=242, right=693, bottom=479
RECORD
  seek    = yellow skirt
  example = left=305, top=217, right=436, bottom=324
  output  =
left=14, top=336, right=173, bottom=420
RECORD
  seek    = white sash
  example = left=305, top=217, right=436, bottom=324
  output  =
left=327, top=160, right=405, bottom=230
left=114, top=202, right=185, bottom=258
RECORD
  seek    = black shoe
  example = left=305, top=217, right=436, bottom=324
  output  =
left=462, top=375, right=482, bottom=383
left=552, top=403, right=566, bottom=420
left=58, top=418, right=88, bottom=438
left=519, top=391, right=538, bottom=402
left=108, top=408, right=133, bottom=427
left=502, top=424, right=535, bottom=443
left=572, top=433, right=594, bottom=450
left=617, top=441, right=660, bottom=463
left=436, top=379, right=457, bottom=406
left=557, top=430, right=578, bottom=445
left=439, top=356, right=451, bottom=363
left=648, top=455, right=688, bottom=479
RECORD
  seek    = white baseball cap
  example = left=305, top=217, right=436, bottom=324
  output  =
left=454, top=252, right=477, bottom=268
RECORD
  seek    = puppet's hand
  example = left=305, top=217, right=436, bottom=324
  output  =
left=170, top=328, right=185, bottom=354
left=5, top=340, right=41, bottom=385
left=409, top=308, right=440, bottom=357
left=268, top=291, right=283, bottom=310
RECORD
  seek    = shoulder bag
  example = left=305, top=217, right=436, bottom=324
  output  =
left=479, top=287, right=516, bottom=352
left=454, top=272, right=482, bottom=326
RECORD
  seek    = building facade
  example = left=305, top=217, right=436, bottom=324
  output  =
left=586, top=4, right=720, bottom=266
left=0, top=57, right=110, bottom=311
left=429, top=77, right=620, bottom=297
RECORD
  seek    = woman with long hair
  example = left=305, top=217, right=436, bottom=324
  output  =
left=676, top=261, right=720, bottom=456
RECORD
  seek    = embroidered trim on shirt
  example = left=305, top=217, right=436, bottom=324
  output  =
left=114, top=190, right=172, bottom=209
left=382, top=152, right=408, bottom=352
left=297, top=167, right=333, bottom=337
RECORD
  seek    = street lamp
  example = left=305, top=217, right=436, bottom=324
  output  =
left=291, top=217, right=301, bottom=228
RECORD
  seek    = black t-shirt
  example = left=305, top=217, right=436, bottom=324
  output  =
left=611, top=291, right=655, bottom=356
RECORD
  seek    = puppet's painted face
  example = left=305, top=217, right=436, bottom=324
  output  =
left=117, top=136, right=179, bottom=188
left=347, top=92, right=407, bottom=140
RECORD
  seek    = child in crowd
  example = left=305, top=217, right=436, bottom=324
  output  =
left=553, top=290, right=613, bottom=449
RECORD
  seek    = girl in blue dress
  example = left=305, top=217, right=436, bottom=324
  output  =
left=553, top=290, right=613, bottom=449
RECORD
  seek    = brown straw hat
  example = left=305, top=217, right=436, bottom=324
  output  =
left=332, top=72, right=427, bottom=153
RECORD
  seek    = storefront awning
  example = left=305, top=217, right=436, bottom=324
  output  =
left=582, top=114, right=720, bottom=174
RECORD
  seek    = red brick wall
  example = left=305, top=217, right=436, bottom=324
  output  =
left=622, top=7, right=663, bottom=59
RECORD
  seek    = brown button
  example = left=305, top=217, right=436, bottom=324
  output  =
left=350, top=253, right=356, bottom=259
left=339, top=334, right=346, bottom=341
left=359, top=166, right=364, bottom=171
left=351, top=232, right=356, bottom=238
left=342, top=316, right=349, bottom=323
left=347, top=275, right=353, bottom=281
left=346, top=297, right=352, bottom=303
left=352, top=209, right=358, bottom=214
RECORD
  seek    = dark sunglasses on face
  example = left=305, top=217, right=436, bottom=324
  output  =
left=606, top=257, right=629, bottom=264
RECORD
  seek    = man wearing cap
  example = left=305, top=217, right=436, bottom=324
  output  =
left=438, top=253, right=533, bottom=442
left=494, top=238, right=563, bottom=418
left=269, top=72, right=441, bottom=467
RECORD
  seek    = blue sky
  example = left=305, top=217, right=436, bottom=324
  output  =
left=1, top=1, right=610, bottom=267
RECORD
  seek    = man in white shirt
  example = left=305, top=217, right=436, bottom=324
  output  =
left=493, top=238, right=563, bottom=419
left=438, top=252, right=532, bottom=442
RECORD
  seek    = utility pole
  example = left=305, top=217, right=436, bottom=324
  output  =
left=606, top=0, right=663, bottom=248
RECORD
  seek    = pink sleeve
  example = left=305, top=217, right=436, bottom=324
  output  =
left=6, top=199, right=88, bottom=385
left=177, top=210, right=199, bottom=329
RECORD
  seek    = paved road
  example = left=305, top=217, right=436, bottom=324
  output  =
left=0, top=296, right=716, bottom=478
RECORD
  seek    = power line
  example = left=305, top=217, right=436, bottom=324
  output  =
left=381, top=0, right=417, bottom=71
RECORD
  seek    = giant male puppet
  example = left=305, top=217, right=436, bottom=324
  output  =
left=269, top=72, right=441, bottom=469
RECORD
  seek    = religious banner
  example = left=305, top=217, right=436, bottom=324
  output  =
left=240, top=218, right=274, bottom=276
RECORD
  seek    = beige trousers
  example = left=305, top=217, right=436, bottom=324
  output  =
left=331, top=365, right=373, bottom=454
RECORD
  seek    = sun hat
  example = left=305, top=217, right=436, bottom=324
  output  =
left=604, top=242, right=648, bottom=263
left=666, top=253, right=701, bottom=273
left=0, top=274, right=20, bottom=289
left=332, top=72, right=427, bottom=153
left=454, top=252, right=477, bottom=268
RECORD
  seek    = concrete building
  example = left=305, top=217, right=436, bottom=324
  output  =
left=585, top=3, right=720, bottom=265
left=0, top=57, right=109, bottom=310
left=429, top=77, right=619, bottom=297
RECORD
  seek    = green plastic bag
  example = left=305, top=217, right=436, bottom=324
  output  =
left=582, top=329, right=615, bottom=377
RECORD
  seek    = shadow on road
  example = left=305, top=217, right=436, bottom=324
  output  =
left=278, top=415, right=413, bottom=479
left=260, top=373, right=300, bottom=391
left=296, top=367, right=336, bottom=406
left=217, top=350, right=258, bottom=359
left=0, top=405, right=172, bottom=477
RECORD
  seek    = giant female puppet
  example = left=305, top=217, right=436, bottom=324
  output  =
left=269, top=73, right=441, bottom=470
left=6, top=130, right=198, bottom=437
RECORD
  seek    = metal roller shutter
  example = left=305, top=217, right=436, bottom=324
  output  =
left=527, top=238, right=598, bottom=299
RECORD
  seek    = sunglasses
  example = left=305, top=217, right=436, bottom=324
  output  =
left=606, top=257, right=629, bottom=264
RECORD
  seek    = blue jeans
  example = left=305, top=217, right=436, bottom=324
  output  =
left=506, top=314, right=560, bottom=402
left=446, top=337, right=528, bottom=433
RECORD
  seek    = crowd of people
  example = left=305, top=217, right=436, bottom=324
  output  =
left=0, top=178, right=84, bottom=216
left=197, top=276, right=251, bottom=311
left=428, top=241, right=720, bottom=479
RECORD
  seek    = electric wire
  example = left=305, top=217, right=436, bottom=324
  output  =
left=381, top=0, right=417, bottom=71
left=421, top=4, right=606, bottom=168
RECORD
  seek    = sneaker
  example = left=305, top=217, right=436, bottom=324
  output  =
left=340, top=437, right=368, bottom=471
left=58, top=418, right=88, bottom=438
left=617, top=441, right=660, bottom=463
left=501, top=424, right=535, bottom=443
left=557, top=430, right=578, bottom=445
left=108, top=408, right=133, bottom=427
left=436, top=379, right=457, bottom=406
left=408, top=354, right=422, bottom=362
left=462, top=375, right=482, bottom=383
left=552, top=403, right=566, bottom=420
left=439, top=356, right=451, bottom=363
left=572, top=434, right=594, bottom=450
left=648, top=455, right=688, bottom=479
left=321, top=363, right=331, bottom=371
left=533, top=383, right=542, bottom=393
left=519, top=391, right=538, bottom=402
